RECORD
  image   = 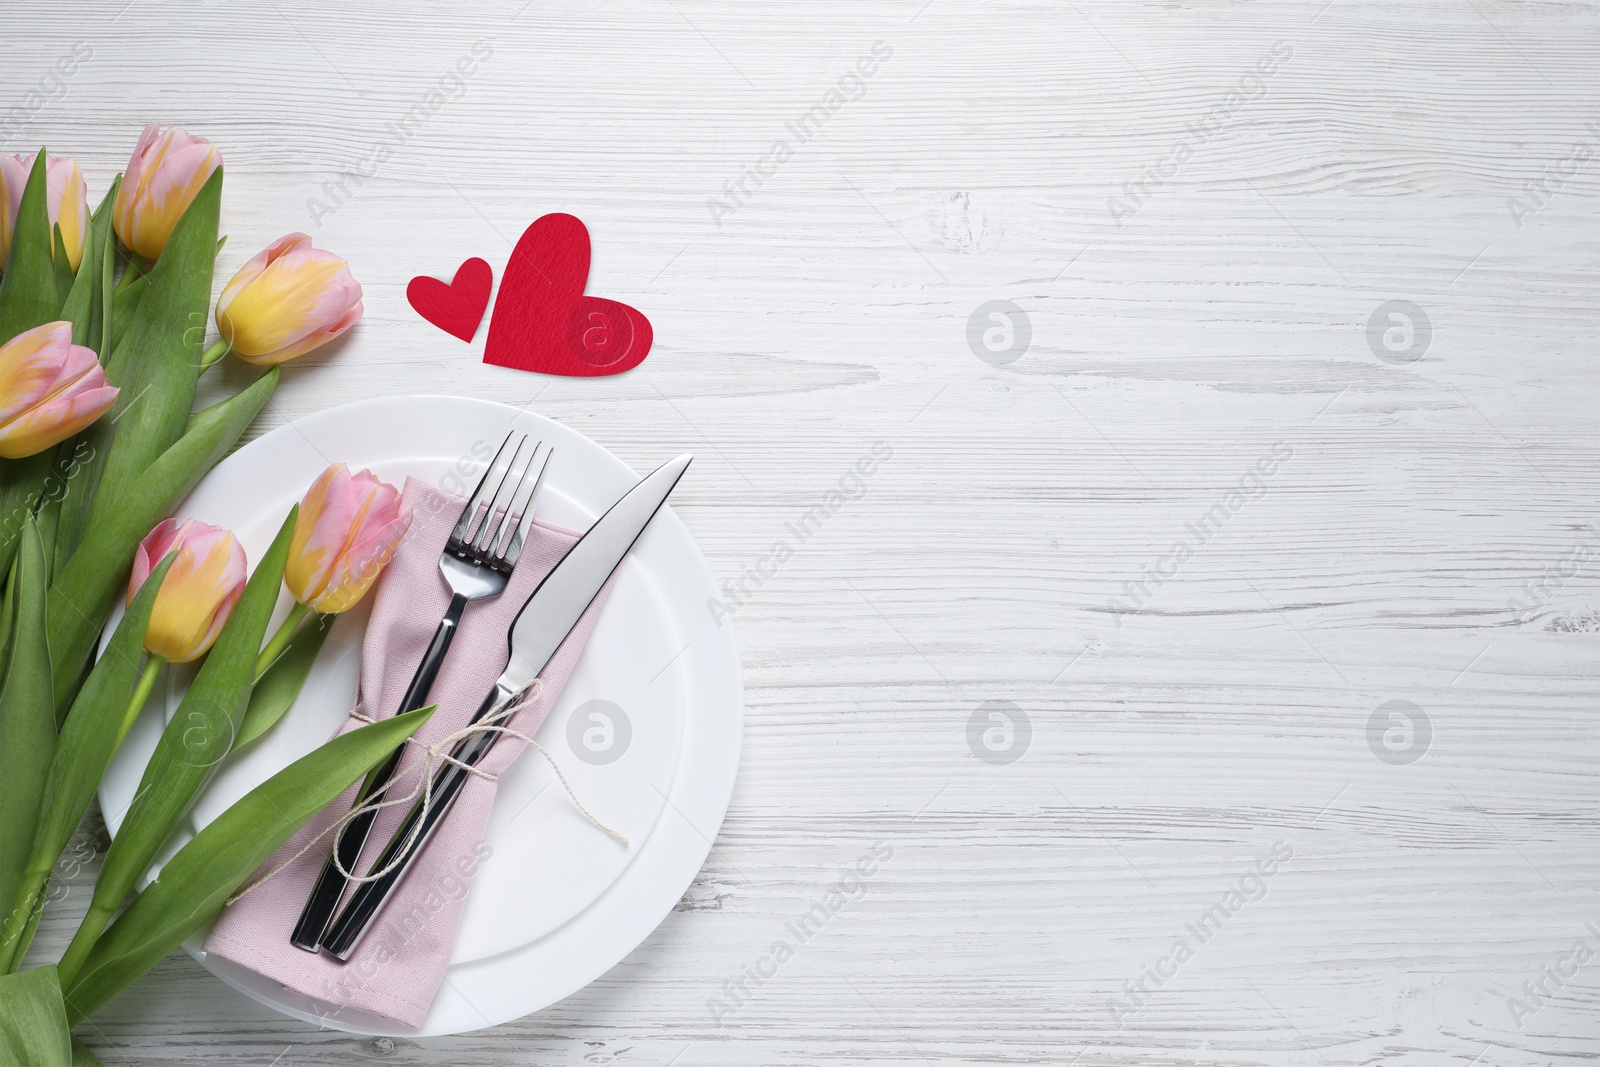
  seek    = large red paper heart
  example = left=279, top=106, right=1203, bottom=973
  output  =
left=407, top=257, right=492, bottom=342
left=483, top=214, right=652, bottom=377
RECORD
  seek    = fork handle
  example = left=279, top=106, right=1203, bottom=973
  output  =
left=289, top=592, right=468, bottom=952
left=320, top=681, right=524, bottom=960
left=396, top=591, right=469, bottom=714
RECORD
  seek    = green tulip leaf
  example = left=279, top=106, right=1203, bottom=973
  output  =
left=84, top=168, right=221, bottom=528
left=70, top=1036, right=103, bottom=1067
left=0, top=548, right=16, bottom=677
left=105, top=273, right=144, bottom=363
left=98, top=190, right=116, bottom=364
left=0, top=448, right=65, bottom=585
left=60, top=178, right=118, bottom=352
left=236, top=612, right=336, bottom=751
left=50, top=225, right=73, bottom=306
left=0, top=965, right=71, bottom=1065
left=0, top=150, right=71, bottom=577
left=52, top=179, right=124, bottom=573
left=33, top=483, right=60, bottom=579
left=0, top=150, right=62, bottom=343
left=0, top=519, right=55, bottom=966
left=45, top=435, right=99, bottom=580
left=46, top=366, right=278, bottom=709
left=0, top=555, right=175, bottom=973
left=57, top=506, right=295, bottom=983
left=4, top=893, right=43, bottom=979
left=62, top=706, right=435, bottom=1022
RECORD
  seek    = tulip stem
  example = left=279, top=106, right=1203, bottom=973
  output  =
left=57, top=901, right=115, bottom=988
left=255, top=602, right=312, bottom=680
left=116, top=655, right=165, bottom=748
left=198, top=338, right=231, bottom=371
left=0, top=879, right=43, bottom=975
left=112, top=252, right=146, bottom=295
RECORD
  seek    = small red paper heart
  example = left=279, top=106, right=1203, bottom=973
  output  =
left=407, top=257, right=492, bottom=342
left=483, top=214, right=652, bottom=377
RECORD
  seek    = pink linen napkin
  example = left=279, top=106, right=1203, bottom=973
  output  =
left=205, top=475, right=614, bottom=1027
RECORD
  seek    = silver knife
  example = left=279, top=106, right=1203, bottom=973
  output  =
left=319, top=453, right=692, bottom=960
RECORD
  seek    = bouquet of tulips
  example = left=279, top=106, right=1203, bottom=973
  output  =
left=0, top=127, right=430, bottom=1064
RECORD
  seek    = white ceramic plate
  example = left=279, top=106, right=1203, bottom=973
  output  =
left=97, top=395, right=743, bottom=1036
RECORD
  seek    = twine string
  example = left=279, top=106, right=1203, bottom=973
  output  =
left=226, top=680, right=627, bottom=908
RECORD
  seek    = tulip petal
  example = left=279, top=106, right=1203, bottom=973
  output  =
left=0, top=384, right=119, bottom=460
left=0, top=155, right=30, bottom=272
left=219, top=252, right=354, bottom=355
left=284, top=464, right=357, bottom=605
left=308, top=490, right=410, bottom=613
left=134, top=520, right=248, bottom=662
left=129, top=518, right=182, bottom=599
left=113, top=125, right=222, bottom=260
left=0, top=323, right=119, bottom=456
left=0, top=322, right=74, bottom=424
left=215, top=233, right=309, bottom=324
left=215, top=235, right=362, bottom=364
left=234, top=299, right=363, bottom=367
left=45, top=157, right=88, bottom=273
left=112, top=123, right=160, bottom=245
left=285, top=465, right=407, bottom=613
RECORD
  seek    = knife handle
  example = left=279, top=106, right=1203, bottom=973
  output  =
left=289, top=592, right=468, bottom=952
left=319, top=681, right=521, bottom=960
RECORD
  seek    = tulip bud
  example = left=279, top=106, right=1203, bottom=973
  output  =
left=129, top=518, right=248, bottom=663
left=285, top=464, right=409, bottom=614
left=0, top=321, right=118, bottom=459
left=215, top=234, right=362, bottom=365
left=0, top=153, right=89, bottom=272
left=113, top=123, right=221, bottom=261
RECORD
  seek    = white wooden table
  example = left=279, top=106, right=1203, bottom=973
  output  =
left=10, top=0, right=1600, bottom=1062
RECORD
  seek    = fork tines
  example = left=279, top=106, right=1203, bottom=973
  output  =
left=449, top=432, right=554, bottom=572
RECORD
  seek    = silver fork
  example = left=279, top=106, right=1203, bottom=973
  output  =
left=289, top=431, right=554, bottom=951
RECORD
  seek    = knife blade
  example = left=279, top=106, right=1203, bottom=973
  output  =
left=318, top=453, right=692, bottom=960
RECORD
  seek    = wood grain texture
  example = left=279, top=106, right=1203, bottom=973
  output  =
left=8, top=0, right=1600, bottom=1062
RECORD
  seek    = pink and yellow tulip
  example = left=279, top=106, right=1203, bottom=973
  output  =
left=285, top=464, right=409, bottom=614
left=215, top=234, right=363, bottom=365
left=129, top=518, right=248, bottom=663
left=113, top=123, right=221, bottom=261
left=0, top=153, right=89, bottom=272
left=0, top=321, right=118, bottom=459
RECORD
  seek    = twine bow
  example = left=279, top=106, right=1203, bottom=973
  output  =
left=226, top=681, right=627, bottom=908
